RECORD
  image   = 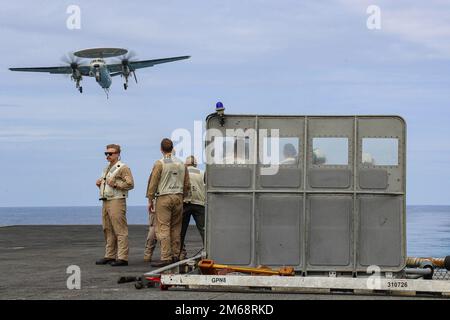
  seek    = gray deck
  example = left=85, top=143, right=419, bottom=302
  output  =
left=0, top=225, right=441, bottom=300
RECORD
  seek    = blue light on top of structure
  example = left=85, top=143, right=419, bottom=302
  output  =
left=216, top=101, right=224, bottom=109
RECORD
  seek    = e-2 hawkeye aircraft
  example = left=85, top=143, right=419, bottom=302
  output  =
left=9, top=48, right=190, bottom=97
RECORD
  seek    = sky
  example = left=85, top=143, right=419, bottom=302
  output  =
left=1, top=0, right=450, bottom=206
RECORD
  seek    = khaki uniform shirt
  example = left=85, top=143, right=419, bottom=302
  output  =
left=146, top=156, right=190, bottom=201
left=107, top=164, right=134, bottom=191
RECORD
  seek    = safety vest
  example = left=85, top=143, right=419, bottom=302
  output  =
left=156, top=156, right=186, bottom=196
left=99, top=161, right=129, bottom=200
left=184, top=166, right=205, bottom=206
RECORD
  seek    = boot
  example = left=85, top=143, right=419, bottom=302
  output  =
left=110, top=259, right=128, bottom=267
left=151, top=259, right=172, bottom=268
left=95, top=258, right=115, bottom=265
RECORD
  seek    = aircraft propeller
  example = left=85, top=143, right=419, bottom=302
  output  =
left=61, top=52, right=83, bottom=93
left=114, top=50, right=138, bottom=89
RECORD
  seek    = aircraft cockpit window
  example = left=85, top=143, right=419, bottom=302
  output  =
left=362, top=138, right=398, bottom=166
left=312, top=137, right=348, bottom=165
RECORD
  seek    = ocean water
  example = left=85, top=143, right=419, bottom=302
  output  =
left=406, top=206, right=450, bottom=257
left=0, top=205, right=449, bottom=257
left=0, top=206, right=147, bottom=226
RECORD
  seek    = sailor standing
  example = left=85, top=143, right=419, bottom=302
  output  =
left=179, top=156, right=206, bottom=260
left=95, top=144, right=134, bottom=266
left=146, top=138, right=190, bottom=267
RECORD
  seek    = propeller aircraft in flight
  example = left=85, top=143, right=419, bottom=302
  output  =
left=9, top=48, right=190, bottom=97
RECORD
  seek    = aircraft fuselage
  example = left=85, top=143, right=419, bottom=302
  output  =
left=89, top=58, right=111, bottom=89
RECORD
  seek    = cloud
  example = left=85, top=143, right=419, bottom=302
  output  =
left=0, top=104, right=21, bottom=108
left=339, top=0, right=450, bottom=59
left=0, top=126, right=93, bottom=142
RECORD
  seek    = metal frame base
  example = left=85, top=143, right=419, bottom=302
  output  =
left=159, top=274, right=450, bottom=297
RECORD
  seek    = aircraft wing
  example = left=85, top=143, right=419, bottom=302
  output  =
left=107, top=56, right=190, bottom=73
left=9, top=66, right=91, bottom=76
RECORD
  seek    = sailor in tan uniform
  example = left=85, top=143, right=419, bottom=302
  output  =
left=146, top=138, right=190, bottom=267
left=95, top=144, right=134, bottom=267
left=179, top=156, right=205, bottom=260
left=143, top=146, right=180, bottom=262
left=143, top=172, right=157, bottom=262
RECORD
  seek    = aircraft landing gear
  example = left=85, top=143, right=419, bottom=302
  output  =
left=123, top=74, right=129, bottom=90
left=75, top=78, right=82, bottom=93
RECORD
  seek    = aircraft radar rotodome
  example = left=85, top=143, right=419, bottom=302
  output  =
left=73, top=48, right=128, bottom=58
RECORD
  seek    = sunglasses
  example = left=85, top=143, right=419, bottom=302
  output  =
left=104, top=152, right=117, bottom=156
